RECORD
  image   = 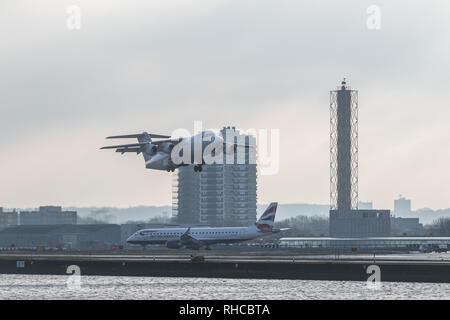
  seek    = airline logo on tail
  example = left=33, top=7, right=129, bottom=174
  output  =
left=255, top=202, right=278, bottom=231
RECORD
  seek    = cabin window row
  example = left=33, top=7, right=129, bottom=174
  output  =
left=140, top=231, right=240, bottom=236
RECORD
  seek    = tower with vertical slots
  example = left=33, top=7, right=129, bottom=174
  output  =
left=329, top=79, right=390, bottom=237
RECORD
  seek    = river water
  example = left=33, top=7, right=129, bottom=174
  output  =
left=0, top=274, right=449, bottom=299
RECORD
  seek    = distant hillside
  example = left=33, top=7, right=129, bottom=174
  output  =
left=393, top=208, right=450, bottom=225
left=66, top=206, right=172, bottom=224
left=11, top=204, right=450, bottom=225
left=67, top=203, right=329, bottom=224
left=257, top=203, right=329, bottom=220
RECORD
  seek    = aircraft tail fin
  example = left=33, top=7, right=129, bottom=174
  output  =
left=137, top=132, right=153, bottom=162
left=255, top=202, right=278, bottom=231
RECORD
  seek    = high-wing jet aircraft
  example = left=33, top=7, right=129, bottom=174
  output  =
left=101, top=130, right=252, bottom=172
left=126, top=203, right=288, bottom=250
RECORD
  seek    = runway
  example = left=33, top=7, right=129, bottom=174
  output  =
left=0, top=251, right=450, bottom=283
left=1, top=251, right=449, bottom=263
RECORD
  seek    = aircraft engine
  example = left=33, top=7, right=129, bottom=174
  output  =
left=166, top=240, right=183, bottom=249
left=185, top=243, right=202, bottom=250
left=144, top=143, right=157, bottom=155
left=161, top=142, right=174, bottom=153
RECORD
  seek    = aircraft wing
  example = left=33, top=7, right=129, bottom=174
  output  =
left=100, top=143, right=147, bottom=150
left=100, top=141, right=149, bottom=154
left=106, top=133, right=170, bottom=139
left=150, top=138, right=183, bottom=146
left=270, top=228, right=291, bottom=233
left=100, top=136, right=183, bottom=154
left=224, top=141, right=255, bottom=148
left=223, top=141, right=255, bottom=155
left=180, top=227, right=203, bottom=248
left=115, top=148, right=142, bottom=154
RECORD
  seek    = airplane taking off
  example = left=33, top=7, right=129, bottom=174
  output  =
left=127, top=203, right=287, bottom=250
left=101, top=130, right=251, bottom=172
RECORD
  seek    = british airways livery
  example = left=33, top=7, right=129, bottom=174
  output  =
left=127, top=203, right=286, bottom=250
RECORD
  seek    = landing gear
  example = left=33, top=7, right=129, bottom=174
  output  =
left=193, top=164, right=203, bottom=172
left=167, top=160, right=176, bottom=172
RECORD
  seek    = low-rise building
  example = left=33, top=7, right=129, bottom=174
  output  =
left=280, top=237, right=450, bottom=251
left=20, top=206, right=77, bottom=225
left=391, top=217, right=424, bottom=236
left=329, top=209, right=391, bottom=237
left=0, top=224, right=120, bottom=250
left=0, top=208, right=19, bottom=230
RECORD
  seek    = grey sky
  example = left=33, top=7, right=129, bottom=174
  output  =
left=1, top=1, right=449, bottom=210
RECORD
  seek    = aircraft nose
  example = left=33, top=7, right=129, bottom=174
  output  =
left=126, top=234, right=137, bottom=243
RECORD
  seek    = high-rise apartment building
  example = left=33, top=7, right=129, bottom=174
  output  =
left=173, top=127, right=257, bottom=227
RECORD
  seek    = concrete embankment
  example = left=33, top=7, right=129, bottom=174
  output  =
left=0, top=254, right=449, bottom=283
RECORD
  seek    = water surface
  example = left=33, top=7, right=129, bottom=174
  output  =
left=0, top=274, right=448, bottom=299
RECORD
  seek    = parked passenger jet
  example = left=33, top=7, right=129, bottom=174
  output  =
left=127, top=203, right=285, bottom=250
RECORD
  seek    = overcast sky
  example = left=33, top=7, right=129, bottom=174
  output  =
left=1, top=0, right=449, bottom=210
